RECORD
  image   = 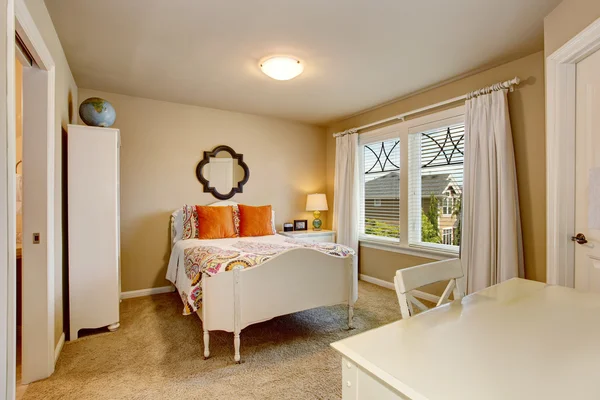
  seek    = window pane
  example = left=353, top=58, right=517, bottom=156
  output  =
left=361, top=139, right=400, bottom=240
left=410, top=123, right=464, bottom=248
left=442, top=228, right=453, bottom=245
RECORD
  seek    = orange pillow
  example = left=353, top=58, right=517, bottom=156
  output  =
left=195, top=205, right=237, bottom=240
left=238, top=204, right=274, bottom=237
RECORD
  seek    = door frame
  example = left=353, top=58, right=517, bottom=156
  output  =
left=1, top=0, right=57, bottom=394
left=15, top=0, right=57, bottom=384
left=546, top=17, right=600, bottom=287
left=1, top=1, right=16, bottom=398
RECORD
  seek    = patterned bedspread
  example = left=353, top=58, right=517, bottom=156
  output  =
left=166, top=236, right=354, bottom=315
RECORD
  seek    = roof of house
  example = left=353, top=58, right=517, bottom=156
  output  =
left=365, top=172, right=461, bottom=199
left=365, top=172, right=400, bottom=199
left=422, top=174, right=452, bottom=197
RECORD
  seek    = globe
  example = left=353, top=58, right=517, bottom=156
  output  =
left=79, top=97, right=116, bottom=127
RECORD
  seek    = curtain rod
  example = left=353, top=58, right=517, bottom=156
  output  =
left=333, top=77, right=521, bottom=138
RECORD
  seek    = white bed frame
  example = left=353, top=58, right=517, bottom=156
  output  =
left=171, top=201, right=356, bottom=363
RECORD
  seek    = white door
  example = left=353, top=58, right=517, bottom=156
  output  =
left=574, top=49, right=600, bottom=292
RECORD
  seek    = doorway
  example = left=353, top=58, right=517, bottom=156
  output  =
left=546, top=17, right=600, bottom=288
left=1, top=1, right=58, bottom=397
left=573, top=49, right=600, bottom=292
left=14, top=51, right=24, bottom=399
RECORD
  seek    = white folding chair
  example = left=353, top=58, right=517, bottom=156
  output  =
left=394, top=258, right=464, bottom=319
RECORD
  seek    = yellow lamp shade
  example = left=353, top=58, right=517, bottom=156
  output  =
left=306, top=194, right=328, bottom=211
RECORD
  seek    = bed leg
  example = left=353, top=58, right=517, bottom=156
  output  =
left=233, top=269, right=242, bottom=364
left=348, top=305, right=355, bottom=330
left=202, top=272, right=210, bottom=360
left=203, top=330, right=210, bottom=359
left=234, top=332, right=241, bottom=364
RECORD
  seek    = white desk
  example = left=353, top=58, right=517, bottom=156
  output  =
left=331, top=278, right=600, bottom=400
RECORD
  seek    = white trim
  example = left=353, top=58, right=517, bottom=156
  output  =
left=12, top=0, right=57, bottom=384
left=546, top=17, right=600, bottom=287
left=14, top=0, right=53, bottom=71
left=359, top=274, right=395, bottom=290
left=1, top=1, right=16, bottom=399
left=359, top=240, right=458, bottom=261
left=409, top=242, right=460, bottom=255
left=359, top=274, right=441, bottom=303
left=120, top=285, right=175, bottom=300
left=54, top=332, right=64, bottom=363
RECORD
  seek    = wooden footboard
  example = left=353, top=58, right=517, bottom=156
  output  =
left=197, top=249, right=356, bottom=362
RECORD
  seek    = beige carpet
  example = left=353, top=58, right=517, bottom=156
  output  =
left=23, top=281, right=402, bottom=400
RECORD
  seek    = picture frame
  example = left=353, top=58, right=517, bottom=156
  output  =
left=294, top=219, right=308, bottom=231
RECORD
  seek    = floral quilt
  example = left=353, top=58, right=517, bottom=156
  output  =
left=167, top=237, right=354, bottom=315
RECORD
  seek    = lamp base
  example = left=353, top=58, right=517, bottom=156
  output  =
left=312, top=210, right=322, bottom=231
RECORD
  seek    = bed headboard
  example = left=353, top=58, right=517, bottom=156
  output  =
left=206, top=200, right=239, bottom=207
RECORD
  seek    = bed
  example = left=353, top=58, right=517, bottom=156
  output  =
left=167, top=200, right=357, bottom=363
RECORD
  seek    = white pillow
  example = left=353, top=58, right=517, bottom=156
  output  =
left=171, top=209, right=183, bottom=246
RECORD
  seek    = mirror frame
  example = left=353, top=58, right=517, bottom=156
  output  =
left=196, top=145, right=250, bottom=200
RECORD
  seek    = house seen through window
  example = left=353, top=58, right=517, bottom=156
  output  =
left=409, top=123, right=464, bottom=249
left=360, top=139, right=400, bottom=240
left=358, top=109, right=465, bottom=252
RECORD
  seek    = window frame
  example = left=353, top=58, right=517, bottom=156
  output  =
left=442, top=196, right=453, bottom=216
left=442, top=228, right=453, bottom=245
left=357, top=105, right=465, bottom=259
left=358, top=132, right=402, bottom=243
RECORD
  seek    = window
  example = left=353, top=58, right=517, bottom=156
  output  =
left=442, top=228, right=453, bottom=245
left=359, top=138, right=400, bottom=241
left=442, top=197, right=453, bottom=216
left=408, top=121, right=464, bottom=252
left=355, top=105, right=464, bottom=257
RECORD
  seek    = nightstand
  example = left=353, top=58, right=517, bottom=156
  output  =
left=278, top=229, right=336, bottom=243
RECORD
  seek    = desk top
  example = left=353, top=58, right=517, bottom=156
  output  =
left=332, top=278, right=600, bottom=400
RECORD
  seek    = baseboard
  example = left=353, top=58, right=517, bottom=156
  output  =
left=54, top=332, right=65, bottom=363
left=359, top=274, right=441, bottom=303
left=359, top=274, right=395, bottom=290
left=120, top=285, right=175, bottom=299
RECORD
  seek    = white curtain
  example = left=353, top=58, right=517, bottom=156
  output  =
left=462, top=90, right=524, bottom=293
left=333, top=130, right=359, bottom=301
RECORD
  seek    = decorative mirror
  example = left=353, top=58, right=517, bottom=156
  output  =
left=196, top=145, right=250, bottom=200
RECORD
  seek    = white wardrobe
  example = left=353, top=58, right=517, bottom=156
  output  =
left=68, top=124, right=120, bottom=340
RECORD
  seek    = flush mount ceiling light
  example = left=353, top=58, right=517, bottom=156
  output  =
left=259, top=56, right=304, bottom=81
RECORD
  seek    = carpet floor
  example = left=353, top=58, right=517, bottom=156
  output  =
left=23, top=281, right=402, bottom=400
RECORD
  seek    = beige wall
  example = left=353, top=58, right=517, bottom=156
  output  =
left=78, top=88, right=327, bottom=292
left=544, top=0, right=600, bottom=56
left=24, top=0, right=78, bottom=346
left=327, top=51, right=547, bottom=284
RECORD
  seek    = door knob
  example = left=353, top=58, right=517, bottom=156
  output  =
left=572, top=233, right=588, bottom=245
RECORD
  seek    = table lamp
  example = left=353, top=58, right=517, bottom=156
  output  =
left=306, top=193, right=328, bottom=231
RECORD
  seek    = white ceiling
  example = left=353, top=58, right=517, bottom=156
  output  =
left=45, top=0, right=560, bottom=125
